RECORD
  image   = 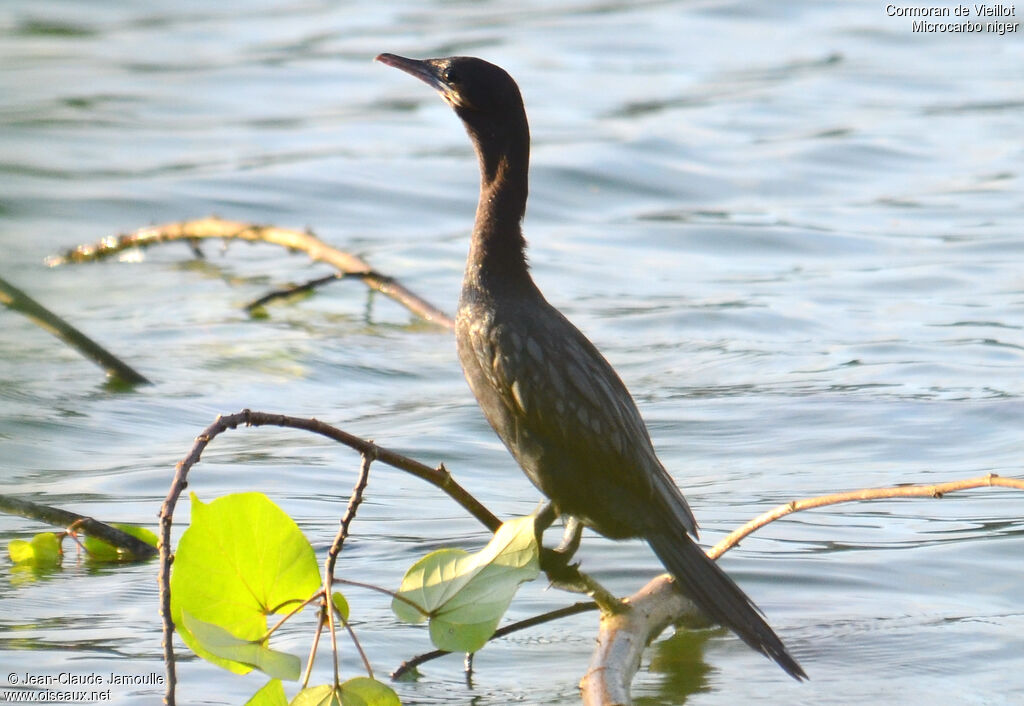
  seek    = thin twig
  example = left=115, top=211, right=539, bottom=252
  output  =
left=333, top=577, right=425, bottom=616
left=158, top=418, right=224, bottom=705
left=0, top=494, right=156, bottom=559
left=337, top=602, right=375, bottom=681
left=327, top=452, right=374, bottom=587
left=0, top=274, right=149, bottom=387
left=303, top=611, right=327, bottom=688
left=245, top=273, right=347, bottom=312
left=324, top=452, right=374, bottom=687
left=47, top=217, right=455, bottom=328
left=391, top=601, right=599, bottom=680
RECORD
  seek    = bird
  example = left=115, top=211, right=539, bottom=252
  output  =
left=376, top=52, right=806, bottom=681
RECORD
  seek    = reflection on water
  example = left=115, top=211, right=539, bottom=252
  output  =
left=2, top=0, right=1023, bottom=703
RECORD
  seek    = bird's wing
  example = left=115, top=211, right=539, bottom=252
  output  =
left=463, top=298, right=698, bottom=537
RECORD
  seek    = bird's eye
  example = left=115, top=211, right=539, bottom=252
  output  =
left=442, top=67, right=459, bottom=84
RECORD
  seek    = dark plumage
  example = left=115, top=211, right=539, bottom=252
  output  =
left=376, top=52, right=806, bottom=680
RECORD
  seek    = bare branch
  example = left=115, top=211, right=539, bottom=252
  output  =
left=583, top=473, right=1024, bottom=706
left=324, top=452, right=375, bottom=686
left=245, top=273, right=347, bottom=312
left=708, top=473, right=1024, bottom=559
left=0, top=274, right=149, bottom=387
left=0, top=493, right=156, bottom=559
left=303, top=610, right=327, bottom=689
left=47, top=217, right=455, bottom=328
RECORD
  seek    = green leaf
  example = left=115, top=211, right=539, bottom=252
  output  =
left=116, top=523, right=158, bottom=546
left=291, top=685, right=339, bottom=706
left=84, top=523, right=158, bottom=562
left=392, top=514, right=540, bottom=652
left=8, top=540, right=33, bottom=564
left=246, top=679, right=288, bottom=706
left=171, top=492, right=321, bottom=676
left=338, top=677, right=400, bottom=706
left=182, top=612, right=300, bottom=681
left=32, top=532, right=61, bottom=564
left=83, top=537, right=118, bottom=562
left=332, top=591, right=350, bottom=622
left=290, top=679, right=399, bottom=706
left=8, top=532, right=61, bottom=566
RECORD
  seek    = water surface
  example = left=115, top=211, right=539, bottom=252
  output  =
left=2, top=1, right=1023, bottom=704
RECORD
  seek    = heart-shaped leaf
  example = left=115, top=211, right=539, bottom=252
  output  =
left=245, top=679, right=287, bottom=706
left=8, top=532, right=61, bottom=566
left=290, top=678, right=399, bottom=706
left=182, top=611, right=300, bottom=681
left=392, top=514, right=539, bottom=652
left=171, top=492, right=321, bottom=675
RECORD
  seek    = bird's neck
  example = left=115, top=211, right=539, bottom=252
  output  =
left=463, top=126, right=532, bottom=295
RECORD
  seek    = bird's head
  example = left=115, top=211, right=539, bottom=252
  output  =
left=376, top=53, right=527, bottom=148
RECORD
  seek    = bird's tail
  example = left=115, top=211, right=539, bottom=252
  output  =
left=647, top=531, right=807, bottom=680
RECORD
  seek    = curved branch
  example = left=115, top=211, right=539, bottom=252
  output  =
left=584, top=473, right=1024, bottom=706
left=227, top=411, right=501, bottom=531
left=708, top=473, right=1024, bottom=559
left=47, top=217, right=454, bottom=328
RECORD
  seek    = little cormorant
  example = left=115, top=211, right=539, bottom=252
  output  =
left=376, top=52, right=806, bottom=681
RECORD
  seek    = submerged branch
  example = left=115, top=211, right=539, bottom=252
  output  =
left=245, top=272, right=347, bottom=312
left=0, top=273, right=149, bottom=387
left=47, top=217, right=454, bottom=328
left=0, top=493, right=157, bottom=559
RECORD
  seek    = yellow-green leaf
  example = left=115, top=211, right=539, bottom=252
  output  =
left=246, top=679, right=288, bottom=706
left=338, top=677, right=400, bottom=706
left=182, top=612, right=300, bottom=681
left=392, top=514, right=539, bottom=652
left=84, top=523, right=158, bottom=562
left=7, top=532, right=61, bottom=566
left=291, top=679, right=399, bottom=706
left=8, top=539, right=33, bottom=564
left=332, top=592, right=350, bottom=622
left=171, top=492, right=321, bottom=676
left=291, top=685, right=339, bottom=706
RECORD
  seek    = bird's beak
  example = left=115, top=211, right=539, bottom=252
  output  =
left=376, top=53, right=459, bottom=106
